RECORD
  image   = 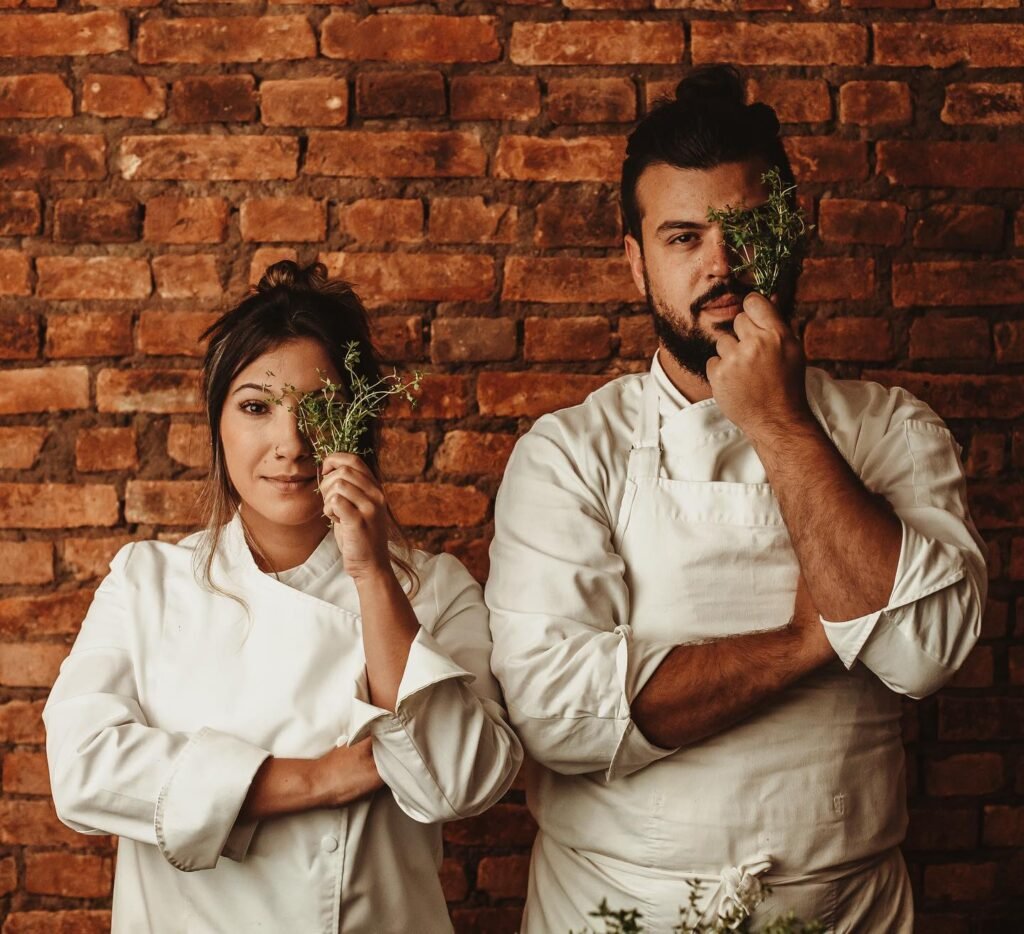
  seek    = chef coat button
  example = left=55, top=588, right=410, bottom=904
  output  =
left=321, top=835, right=339, bottom=853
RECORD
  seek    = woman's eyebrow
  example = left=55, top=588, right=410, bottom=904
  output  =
left=232, top=382, right=269, bottom=395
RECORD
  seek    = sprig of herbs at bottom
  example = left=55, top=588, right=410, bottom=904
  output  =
left=705, top=167, right=811, bottom=300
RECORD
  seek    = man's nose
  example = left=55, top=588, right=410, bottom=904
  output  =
left=704, top=233, right=733, bottom=279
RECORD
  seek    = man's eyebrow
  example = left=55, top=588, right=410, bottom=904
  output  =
left=654, top=220, right=707, bottom=236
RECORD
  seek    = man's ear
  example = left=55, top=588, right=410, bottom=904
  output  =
left=624, top=234, right=646, bottom=299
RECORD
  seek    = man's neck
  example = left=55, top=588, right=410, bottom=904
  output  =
left=655, top=345, right=714, bottom=404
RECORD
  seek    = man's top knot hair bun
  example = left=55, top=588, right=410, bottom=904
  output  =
left=671, top=64, right=780, bottom=139
left=256, top=260, right=330, bottom=294
left=745, top=102, right=780, bottom=138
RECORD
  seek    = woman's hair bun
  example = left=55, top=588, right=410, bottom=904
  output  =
left=674, top=64, right=746, bottom=111
left=256, top=260, right=329, bottom=294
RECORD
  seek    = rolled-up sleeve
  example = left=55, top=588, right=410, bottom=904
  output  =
left=486, top=421, right=676, bottom=782
left=821, top=406, right=987, bottom=699
left=43, top=544, right=270, bottom=872
left=349, top=555, right=523, bottom=823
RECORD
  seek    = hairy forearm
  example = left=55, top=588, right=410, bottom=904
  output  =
left=750, top=415, right=902, bottom=622
left=355, top=568, right=421, bottom=712
left=631, top=623, right=829, bottom=750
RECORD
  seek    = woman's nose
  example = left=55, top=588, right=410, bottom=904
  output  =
left=274, top=411, right=312, bottom=459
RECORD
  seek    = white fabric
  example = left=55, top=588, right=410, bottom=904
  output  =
left=487, top=353, right=984, bottom=930
left=45, top=513, right=522, bottom=933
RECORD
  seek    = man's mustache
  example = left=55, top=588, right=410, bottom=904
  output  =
left=691, top=281, right=753, bottom=317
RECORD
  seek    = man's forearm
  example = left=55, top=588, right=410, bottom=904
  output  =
left=749, top=415, right=902, bottom=622
left=631, top=621, right=830, bottom=750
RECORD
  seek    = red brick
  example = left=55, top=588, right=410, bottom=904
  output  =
left=0, top=483, right=119, bottom=529
left=0, top=591, right=99, bottom=639
left=260, top=78, right=348, bottom=127
left=0, top=700, right=45, bottom=744
left=0, top=74, right=71, bottom=118
left=878, top=142, right=1024, bottom=189
left=54, top=198, right=138, bottom=243
left=440, top=857, right=467, bottom=903
left=927, top=753, right=1004, bottom=797
left=803, top=317, right=891, bottom=362
left=322, top=14, right=499, bottom=63
left=36, top=257, right=150, bottom=301
left=75, top=427, right=138, bottom=473
left=818, top=199, right=905, bottom=246
left=24, top=852, right=113, bottom=899
left=434, top=431, right=516, bottom=476
left=137, top=311, right=218, bottom=358
left=2, top=911, right=111, bottom=934
left=385, top=483, right=488, bottom=528
left=372, top=315, right=425, bottom=362
left=0, top=541, right=53, bottom=585
left=1013, top=645, right=1024, bottom=684
left=3, top=748, right=49, bottom=795
left=386, top=375, right=469, bottom=420
left=0, top=190, right=40, bottom=235
left=340, top=199, right=423, bottom=245
left=306, top=131, right=485, bottom=179
left=966, top=432, right=1005, bottom=479
left=82, top=73, right=165, bottom=119
left=170, top=75, right=257, bottom=124
left=46, top=311, right=133, bottom=360
left=444, top=803, right=537, bottom=846
left=691, top=21, right=866, bottom=65
left=0, top=427, right=48, bottom=469
left=144, top=196, right=229, bottom=244
left=795, top=259, right=875, bottom=303
left=839, top=81, right=912, bottom=125
left=874, top=24, right=1024, bottom=68
left=166, top=422, right=210, bottom=469
left=450, top=908, right=522, bottom=934
left=969, top=481, right=1024, bottom=529
left=909, top=316, right=990, bottom=360
left=63, top=536, right=135, bottom=581
left=378, top=428, right=427, bottom=479
left=320, top=252, right=494, bottom=303
left=0, top=856, right=13, bottom=898
left=784, top=138, right=869, bottom=182
left=478, top=372, right=610, bottom=418
left=905, top=806, right=979, bottom=851
left=450, top=76, right=539, bottom=121
left=547, top=78, right=636, bottom=124
left=138, top=16, right=315, bottom=64
left=510, top=21, right=682, bottom=65
left=525, top=316, right=611, bottom=361
left=0, top=310, right=37, bottom=359
left=0, top=134, right=106, bottom=180
left=938, top=697, right=1024, bottom=741
left=950, top=645, right=994, bottom=688
left=912, top=205, right=1004, bottom=252
left=96, top=369, right=200, bottom=414
left=983, top=806, right=1024, bottom=846
left=477, top=855, right=530, bottom=899
left=0, top=250, right=31, bottom=296
left=0, top=367, right=90, bottom=415
left=995, top=322, right=1024, bottom=364
left=249, top=248, right=297, bottom=285
left=0, top=12, right=127, bottom=56
left=861, top=371, right=1024, bottom=420
left=152, top=254, right=222, bottom=302
left=893, top=262, right=1024, bottom=308
left=535, top=188, right=621, bottom=248
left=937, top=0, right=1019, bottom=6
left=942, top=83, right=1024, bottom=126
left=125, top=480, right=204, bottom=525
left=239, top=196, right=325, bottom=245
left=619, top=316, right=656, bottom=358
left=0, top=643, right=69, bottom=688
left=355, top=70, right=445, bottom=118
left=430, top=197, right=516, bottom=245
left=503, top=256, right=635, bottom=304
left=746, top=77, right=831, bottom=123
left=924, top=863, right=997, bottom=901
left=442, top=537, right=490, bottom=586
left=121, top=135, right=298, bottom=181
left=431, top=318, right=516, bottom=363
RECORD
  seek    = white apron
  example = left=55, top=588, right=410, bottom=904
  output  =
left=523, top=374, right=913, bottom=933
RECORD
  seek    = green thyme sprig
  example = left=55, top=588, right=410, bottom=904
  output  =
left=263, top=341, right=421, bottom=463
left=705, top=167, right=811, bottom=299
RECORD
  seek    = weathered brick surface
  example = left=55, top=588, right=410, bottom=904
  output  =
left=0, top=1, right=1021, bottom=926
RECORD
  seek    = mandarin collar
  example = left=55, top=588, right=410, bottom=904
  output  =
left=224, top=511, right=342, bottom=590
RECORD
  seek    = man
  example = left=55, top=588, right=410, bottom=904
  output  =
left=486, top=64, right=985, bottom=931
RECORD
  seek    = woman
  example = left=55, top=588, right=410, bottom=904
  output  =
left=44, top=261, right=522, bottom=933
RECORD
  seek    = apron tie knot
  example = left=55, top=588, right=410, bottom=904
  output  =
left=702, top=854, right=773, bottom=928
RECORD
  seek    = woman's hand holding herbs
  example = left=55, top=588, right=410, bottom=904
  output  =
left=319, top=452, right=393, bottom=583
left=706, top=291, right=814, bottom=445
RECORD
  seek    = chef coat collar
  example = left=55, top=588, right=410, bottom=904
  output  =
left=223, top=511, right=342, bottom=591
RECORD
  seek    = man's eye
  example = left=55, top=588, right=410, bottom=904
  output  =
left=670, top=233, right=696, bottom=245
left=240, top=400, right=269, bottom=415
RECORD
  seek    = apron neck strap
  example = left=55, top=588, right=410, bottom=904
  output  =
left=626, top=373, right=663, bottom=480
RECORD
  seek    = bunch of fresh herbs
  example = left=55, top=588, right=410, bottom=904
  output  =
left=705, top=167, right=810, bottom=299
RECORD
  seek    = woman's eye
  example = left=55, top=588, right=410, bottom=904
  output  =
left=240, top=400, right=269, bottom=415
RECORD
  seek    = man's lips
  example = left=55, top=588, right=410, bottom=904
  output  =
left=701, top=296, right=743, bottom=315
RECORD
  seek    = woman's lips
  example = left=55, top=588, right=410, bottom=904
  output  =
left=263, top=476, right=316, bottom=492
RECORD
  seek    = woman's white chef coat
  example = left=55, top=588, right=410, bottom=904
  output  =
left=487, top=353, right=985, bottom=930
left=44, top=512, right=523, bottom=934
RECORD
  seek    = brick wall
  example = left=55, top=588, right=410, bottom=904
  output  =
left=0, top=1, right=1021, bottom=931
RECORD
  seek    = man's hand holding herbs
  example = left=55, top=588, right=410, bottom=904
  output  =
left=706, top=291, right=815, bottom=447
left=319, top=452, right=393, bottom=584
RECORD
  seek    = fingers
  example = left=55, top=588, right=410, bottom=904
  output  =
left=741, top=291, right=786, bottom=332
left=320, top=451, right=375, bottom=481
left=714, top=333, right=739, bottom=357
left=319, top=459, right=383, bottom=501
left=323, top=478, right=380, bottom=524
left=731, top=311, right=757, bottom=342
